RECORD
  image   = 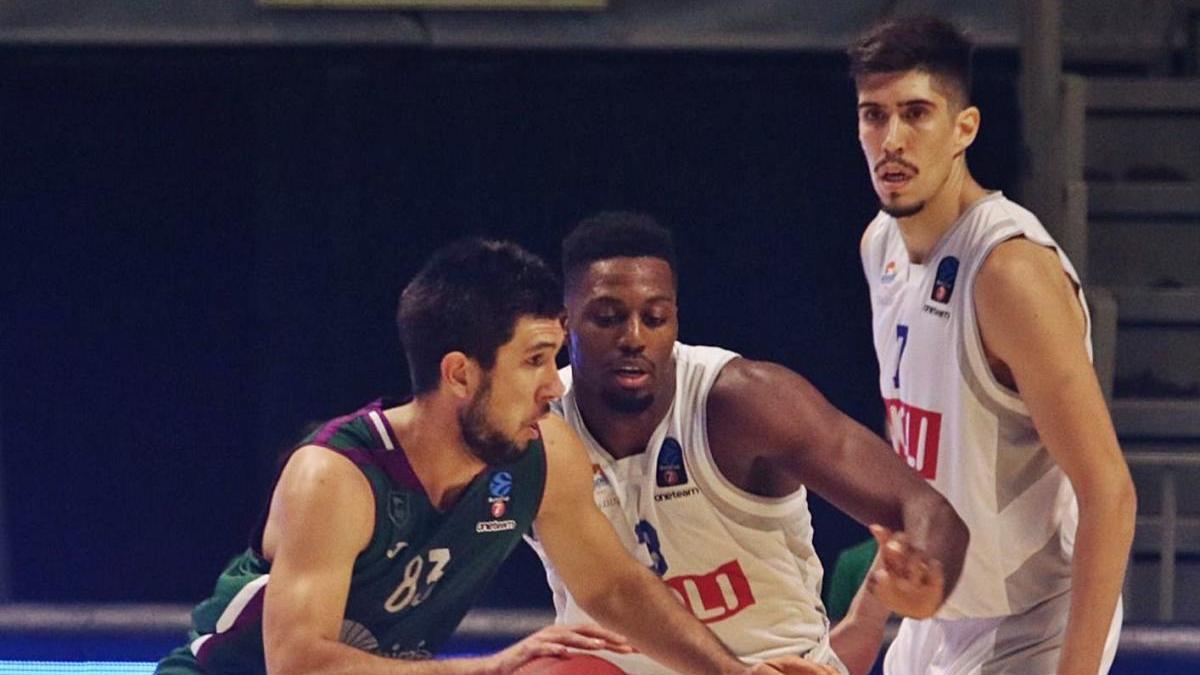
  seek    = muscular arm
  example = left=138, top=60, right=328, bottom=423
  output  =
left=706, top=359, right=969, bottom=606
left=261, top=446, right=513, bottom=675
left=533, top=415, right=750, bottom=675
left=974, top=239, right=1135, bottom=675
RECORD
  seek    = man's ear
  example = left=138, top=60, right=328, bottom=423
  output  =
left=440, top=351, right=476, bottom=399
left=954, top=105, right=981, bottom=155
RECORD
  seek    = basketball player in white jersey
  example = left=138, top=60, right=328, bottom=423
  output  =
left=528, top=212, right=970, bottom=675
left=849, top=17, right=1136, bottom=675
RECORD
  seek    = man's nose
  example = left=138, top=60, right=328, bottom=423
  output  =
left=882, top=115, right=905, bottom=154
left=544, top=368, right=565, bottom=400
left=617, top=317, right=646, bottom=352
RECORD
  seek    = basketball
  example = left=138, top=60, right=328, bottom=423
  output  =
left=513, top=654, right=627, bottom=674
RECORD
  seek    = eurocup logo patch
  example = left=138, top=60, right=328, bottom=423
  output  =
left=931, top=256, right=959, bottom=304
left=482, top=471, right=515, bottom=526
left=489, top=472, right=513, bottom=498
left=656, top=438, right=688, bottom=487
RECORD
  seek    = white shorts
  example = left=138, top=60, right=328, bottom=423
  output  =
left=883, top=592, right=1122, bottom=675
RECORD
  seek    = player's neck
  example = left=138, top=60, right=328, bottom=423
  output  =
left=897, top=165, right=987, bottom=264
left=385, top=399, right=486, bottom=510
left=576, top=370, right=676, bottom=460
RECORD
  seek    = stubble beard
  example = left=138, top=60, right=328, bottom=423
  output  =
left=459, top=376, right=526, bottom=466
left=600, top=386, right=655, bottom=415
left=881, top=197, right=926, bottom=219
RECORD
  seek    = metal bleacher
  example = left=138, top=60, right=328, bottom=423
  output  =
left=1037, top=0, right=1200, bottom=624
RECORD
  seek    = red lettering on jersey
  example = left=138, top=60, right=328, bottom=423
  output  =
left=664, top=559, right=756, bottom=623
left=884, top=398, right=942, bottom=480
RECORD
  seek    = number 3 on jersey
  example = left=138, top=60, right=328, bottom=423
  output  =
left=635, top=520, right=669, bottom=576
left=892, top=324, right=909, bottom=389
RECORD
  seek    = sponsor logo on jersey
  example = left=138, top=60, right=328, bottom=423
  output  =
left=388, top=492, right=411, bottom=529
left=339, top=619, right=380, bottom=652
left=592, top=464, right=619, bottom=509
left=884, top=397, right=942, bottom=480
left=664, top=559, right=756, bottom=623
left=881, top=260, right=898, bottom=284
left=490, top=500, right=507, bottom=518
left=656, top=437, right=688, bottom=487
left=931, top=256, right=959, bottom=304
left=475, top=519, right=517, bottom=533
left=922, top=303, right=950, bottom=319
left=654, top=486, right=700, bottom=502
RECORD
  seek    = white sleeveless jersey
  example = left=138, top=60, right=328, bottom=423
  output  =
left=528, top=343, right=844, bottom=673
left=862, top=192, right=1086, bottom=620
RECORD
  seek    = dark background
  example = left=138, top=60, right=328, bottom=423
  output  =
left=0, top=46, right=1019, bottom=606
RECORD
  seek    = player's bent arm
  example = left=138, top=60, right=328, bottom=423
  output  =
left=533, top=415, right=750, bottom=675
left=706, top=359, right=968, bottom=602
left=975, top=239, right=1136, bottom=675
left=261, top=446, right=514, bottom=675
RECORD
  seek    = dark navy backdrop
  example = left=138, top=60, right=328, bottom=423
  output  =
left=0, top=47, right=1019, bottom=606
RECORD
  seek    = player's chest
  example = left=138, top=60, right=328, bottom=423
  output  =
left=872, top=256, right=967, bottom=385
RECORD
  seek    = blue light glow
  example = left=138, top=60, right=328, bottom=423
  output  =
left=0, top=663, right=156, bottom=674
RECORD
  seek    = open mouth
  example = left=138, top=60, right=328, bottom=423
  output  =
left=612, top=364, right=651, bottom=389
left=879, top=167, right=915, bottom=189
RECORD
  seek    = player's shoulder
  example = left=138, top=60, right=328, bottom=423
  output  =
left=709, top=357, right=806, bottom=415
left=276, top=445, right=375, bottom=514
left=675, top=341, right=737, bottom=368
left=269, top=445, right=376, bottom=545
left=860, top=210, right=891, bottom=250
left=977, top=236, right=1064, bottom=298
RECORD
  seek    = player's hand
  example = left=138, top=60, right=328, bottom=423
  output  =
left=866, top=523, right=945, bottom=619
left=754, top=655, right=842, bottom=674
left=484, top=624, right=632, bottom=674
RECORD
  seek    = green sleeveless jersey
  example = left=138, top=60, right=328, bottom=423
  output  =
left=157, top=400, right=547, bottom=674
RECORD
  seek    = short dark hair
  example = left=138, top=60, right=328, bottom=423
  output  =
left=561, top=211, right=678, bottom=287
left=397, top=237, right=561, bottom=395
left=847, top=17, right=973, bottom=108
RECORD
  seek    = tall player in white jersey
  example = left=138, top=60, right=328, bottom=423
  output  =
left=527, top=212, right=970, bottom=675
left=849, top=17, right=1137, bottom=675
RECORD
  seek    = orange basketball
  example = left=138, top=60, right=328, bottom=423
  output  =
left=513, top=654, right=627, bottom=674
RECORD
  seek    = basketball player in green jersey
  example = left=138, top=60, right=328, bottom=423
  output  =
left=158, top=238, right=818, bottom=675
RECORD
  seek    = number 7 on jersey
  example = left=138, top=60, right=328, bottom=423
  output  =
left=892, top=324, right=909, bottom=389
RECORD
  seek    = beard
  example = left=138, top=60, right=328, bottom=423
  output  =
left=459, top=377, right=526, bottom=466
left=601, top=387, right=655, bottom=415
left=881, top=198, right=926, bottom=218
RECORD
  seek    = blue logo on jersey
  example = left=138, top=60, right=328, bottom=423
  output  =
left=931, top=256, right=959, bottom=304
left=656, top=438, right=688, bottom=487
left=489, top=471, right=513, bottom=498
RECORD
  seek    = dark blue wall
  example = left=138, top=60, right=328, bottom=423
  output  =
left=0, top=47, right=1020, bottom=606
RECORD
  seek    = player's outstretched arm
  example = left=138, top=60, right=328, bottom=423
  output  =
left=533, top=415, right=773, bottom=675
left=975, top=239, right=1136, bottom=675
left=706, top=359, right=968, bottom=614
left=262, top=446, right=604, bottom=675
